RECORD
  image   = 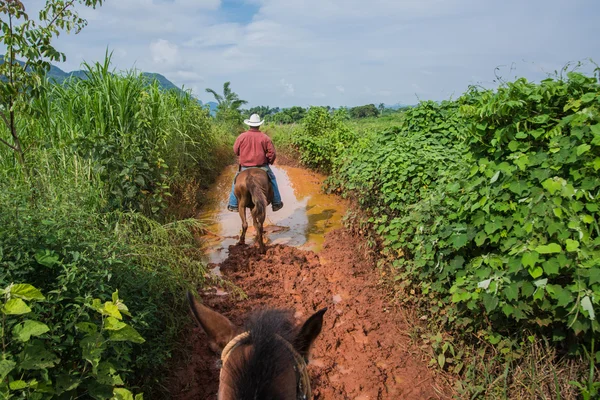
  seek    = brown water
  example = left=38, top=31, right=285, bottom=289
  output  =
left=198, top=164, right=348, bottom=265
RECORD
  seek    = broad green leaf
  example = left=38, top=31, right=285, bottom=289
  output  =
left=81, top=333, right=105, bottom=371
left=477, top=279, right=492, bottom=290
left=34, top=251, right=59, bottom=268
left=565, top=239, right=579, bottom=252
left=582, top=214, right=595, bottom=224
left=103, top=302, right=122, bottom=320
left=437, top=353, right=445, bottom=368
left=528, top=266, right=544, bottom=279
left=549, top=285, right=574, bottom=308
left=522, top=251, right=539, bottom=268
left=19, top=343, right=60, bottom=370
left=97, top=362, right=124, bottom=386
left=2, top=298, right=31, bottom=315
left=482, top=293, right=498, bottom=313
left=581, top=92, right=596, bottom=103
left=504, top=283, right=519, bottom=301
left=542, top=259, right=560, bottom=275
left=450, top=233, right=468, bottom=249
left=535, top=243, right=562, bottom=254
left=490, top=170, right=500, bottom=184
left=55, top=374, right=82, bottom=394
left=581, top=296, right=595, bottom=321
left=542, top=178, right=564, bottom=195
left=534, top=278, right=548, bottom=288
left=0, top=359, right=16, bottom=381
left=104, top=317, right=127, bottom=331
left=9, top=380, right=28, bottom=390
left=576, top=144, right=591, bottom=156
left=13, top=320, right=50, bottom=342
left=9, top=284, right=44, bottom=301
left=108, top=325, right=145, bottom=344
left=75, top=322, right=98, bottom=334
left=113, top=388, right=135, bottom=400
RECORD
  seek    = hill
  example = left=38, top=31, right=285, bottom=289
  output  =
left=1, top=56, right=190, bottom=98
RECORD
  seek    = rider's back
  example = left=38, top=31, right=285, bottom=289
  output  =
left=234, top=130, right=276, bottom=167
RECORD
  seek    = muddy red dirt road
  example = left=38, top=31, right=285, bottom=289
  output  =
left=169, top=166, right=452, bottom=399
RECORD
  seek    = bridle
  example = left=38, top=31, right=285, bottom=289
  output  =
left=220, top=332, right=312, bottom=400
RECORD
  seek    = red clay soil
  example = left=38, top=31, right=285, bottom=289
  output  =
left=168, top=229, right=453, bottom=399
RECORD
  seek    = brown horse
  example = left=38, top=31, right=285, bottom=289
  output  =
left=234, top=168, right=273, bottom=254
left=187, top=292, right=326, bottom=399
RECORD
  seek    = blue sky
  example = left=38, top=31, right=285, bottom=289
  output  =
left=22, top=0, right=600, bottom=107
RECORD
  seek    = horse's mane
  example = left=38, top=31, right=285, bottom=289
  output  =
left=228, top=309, right=298, bottom=400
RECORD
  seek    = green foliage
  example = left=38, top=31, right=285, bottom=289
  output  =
left=2, top=56, right=223, bottom=217
left=0, top=283, right=143, bottom=399
left=349, top=103, right=379, bottom=119
left=270, top=106, right=307, bottom=125
left=206, top=81, right=247, bottom=130
left=292, top=73, right=600, bottom=365
left=441, top=74, right=600, bottom=342
left=0, top=0, right=103, bottom=165
left=0, top=55, right=227, bottom=396
left=292, top=106, right=355, bottom=172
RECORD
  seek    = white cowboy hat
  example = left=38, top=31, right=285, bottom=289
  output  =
left=244, top=113, right=264, bottom=127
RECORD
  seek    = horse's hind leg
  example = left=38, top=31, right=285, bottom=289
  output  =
left=253, top=213, right=266, bottom=254
left=238, top=205, right=248, bottom=245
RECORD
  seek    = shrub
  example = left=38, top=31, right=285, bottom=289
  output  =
left=292, top=107, right=356, bottom=172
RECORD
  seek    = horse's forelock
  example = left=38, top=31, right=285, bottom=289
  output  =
left=225, top=309, right=299, bottom=399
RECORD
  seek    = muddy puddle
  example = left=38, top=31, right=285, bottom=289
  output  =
left=198, top=164, right=348, bottom=265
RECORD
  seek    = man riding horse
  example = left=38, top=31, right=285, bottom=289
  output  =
left=227, top=113, right=284, bottom=212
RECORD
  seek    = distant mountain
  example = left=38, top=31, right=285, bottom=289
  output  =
left=205, top=101, right=218, bottom=114
left=47, top=64, right=188, bottom=96
left=385, top=103, right=414, bottom=110
left=1, top=56, right=189, bottom=97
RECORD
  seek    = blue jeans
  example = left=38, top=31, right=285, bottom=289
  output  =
left=228, top=165, right=282, bottom=208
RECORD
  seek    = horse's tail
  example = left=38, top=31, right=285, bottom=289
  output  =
left=247, top=173, right=267, bottom=222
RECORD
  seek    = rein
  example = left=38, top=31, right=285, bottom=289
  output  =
left=220, top=332, right=312, bottom=400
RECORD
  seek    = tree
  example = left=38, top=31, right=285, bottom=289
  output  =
left=0, top=0, right=103, bottom=165
left=349, top=104, right=379, bottom=119
left=205, top=81, right=247, bottom=124
left=378, top=103, right=385, bottom=115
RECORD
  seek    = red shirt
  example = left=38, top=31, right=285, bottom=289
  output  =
left=233, top=129, right=277, bottom=167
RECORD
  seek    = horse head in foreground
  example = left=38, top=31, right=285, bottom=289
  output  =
left=234, top=168, right=273, bottom=253
left=187, top=292, right=326, bottom=399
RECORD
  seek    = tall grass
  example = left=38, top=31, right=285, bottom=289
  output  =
left=0, top=57, right=231, bottom=397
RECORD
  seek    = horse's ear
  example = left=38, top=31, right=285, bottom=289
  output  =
left=187, top=291, right=238, bottom=353
left=294, top=308, right=327, bottom=358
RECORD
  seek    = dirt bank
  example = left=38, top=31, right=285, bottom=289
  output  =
left=168, top=229, right=453, bottom=399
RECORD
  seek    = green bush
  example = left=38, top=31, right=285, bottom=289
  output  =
left=0, top=58, right=225, bottom=397
left=292, top=73, right=600, bottom=352
left=446, top=73, right=600, bottom=340
left=0, top=284, right=143, bottom=399
left=292, top=107, right=355, bottom=172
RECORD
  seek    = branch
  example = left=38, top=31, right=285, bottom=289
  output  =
left=23, top=0, right=76, bottom=72
left=0, top=137, right=17, bottom=151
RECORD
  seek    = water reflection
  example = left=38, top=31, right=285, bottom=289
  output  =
left=198, top=165, right=348, bottom=263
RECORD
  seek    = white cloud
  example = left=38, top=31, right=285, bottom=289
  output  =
left=41, top=0, right=600, bottom=107
left=150, top=39, right=179, bottom=66
left=280, top=79, right=295, bottom=96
